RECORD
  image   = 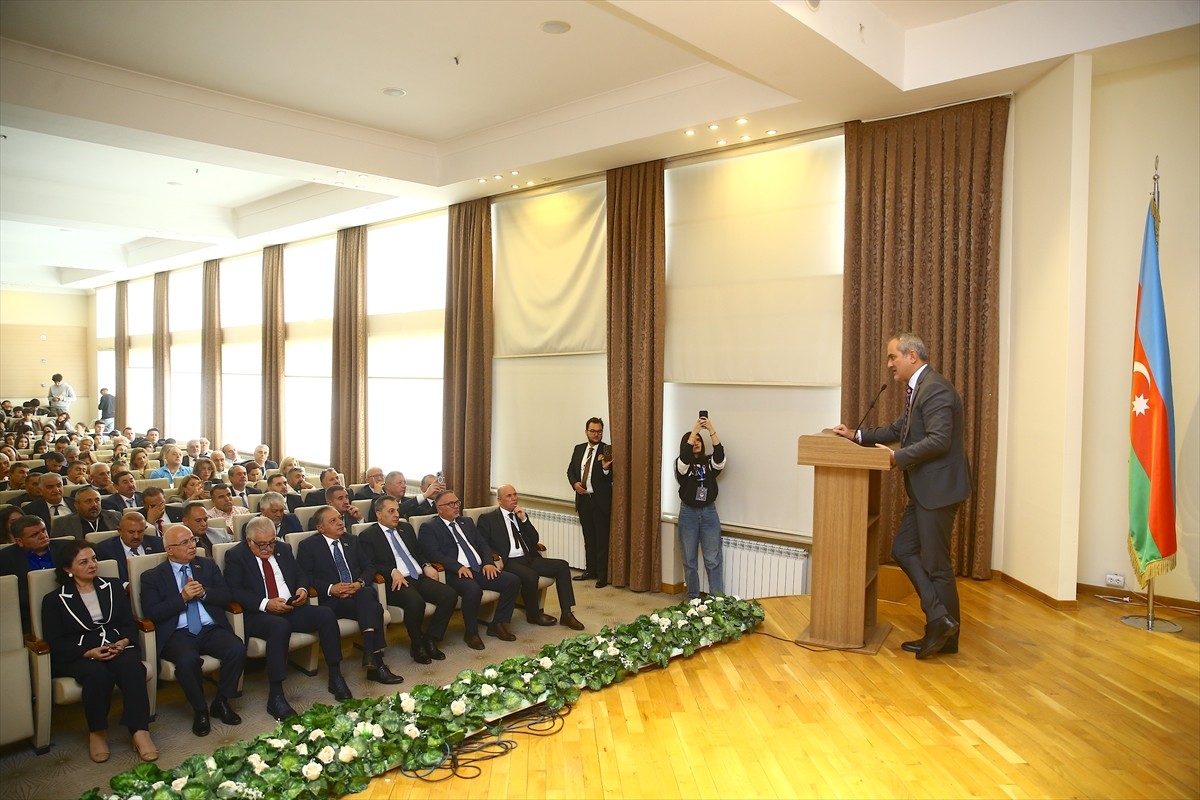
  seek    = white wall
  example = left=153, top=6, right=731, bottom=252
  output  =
left=1079, top=55, right=1200, bottom=601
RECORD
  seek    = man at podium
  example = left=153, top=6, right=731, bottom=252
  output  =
left=833, top=333, right=969, bottom=660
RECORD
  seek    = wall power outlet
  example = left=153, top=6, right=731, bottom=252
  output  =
left=1105, top=573, right=1125, bottom=588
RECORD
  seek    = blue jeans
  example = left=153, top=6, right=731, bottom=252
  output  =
left=678, top=503, right=723, bottom=599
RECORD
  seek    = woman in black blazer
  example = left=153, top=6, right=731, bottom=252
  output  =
left=41, top=540, right=157, bottom=763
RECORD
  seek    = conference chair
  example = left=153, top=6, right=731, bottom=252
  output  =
left=229, top=514, right=254, bottom=542
left=244, top=495, right=261, bottom=513
left=27, top=559, right=154, bottom=753
left=211, top=542, right=319, bottom=678
left=62, top=484, right=88, bottom=498
left=409, top=513, right=501, bottom=619
left=466, top=506, right=553, bottom=609
left=84, top=530, right=120, bottom=546
left=127, top=553, right=223, bottom=721
left=293, top=505, right=321, bottom=531
left=0, top=575, right=34, bottom=747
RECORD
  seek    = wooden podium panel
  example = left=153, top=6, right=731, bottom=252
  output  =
left=796, top=431, right=893, bottom=654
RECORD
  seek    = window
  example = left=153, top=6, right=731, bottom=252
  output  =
left=220, top=253, right=263, bottom=449
left=282, top=237, right=335, bottom=463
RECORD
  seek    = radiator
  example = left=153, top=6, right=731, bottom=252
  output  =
left=698, top=537, right=810, bottom=599
left=525, top=508, right=587, bottom=569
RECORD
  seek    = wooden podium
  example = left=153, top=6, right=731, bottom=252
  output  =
left=796, top=431, right=893, bottom=654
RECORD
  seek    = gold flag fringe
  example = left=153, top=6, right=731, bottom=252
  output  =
left=1128, top=535, right=1177, bottom=588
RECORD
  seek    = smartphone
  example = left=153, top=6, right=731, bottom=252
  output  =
left=699, top=410, right=708, bottom=419
left=436, top=470, right=443, bottom=482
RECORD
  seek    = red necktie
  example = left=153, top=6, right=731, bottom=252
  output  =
left=260, top=556, right=280, bottom=599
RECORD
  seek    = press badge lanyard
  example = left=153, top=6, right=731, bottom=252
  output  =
left=694, top=464, right=708, bottom=503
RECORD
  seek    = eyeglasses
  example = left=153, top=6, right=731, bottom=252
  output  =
left=166, top=537, right=200, bottom=548
left=249, top=538, right=278, bottom=549
left=437, top=499, right=462, bottom=508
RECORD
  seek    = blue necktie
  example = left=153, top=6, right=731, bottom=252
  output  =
left=386, top=528, right=420, bottom=579
left=180, top=565, right=201, bottom=635
left=450, top=522, right=481, bottom=570
left=332, top=540, right=353, bottom=583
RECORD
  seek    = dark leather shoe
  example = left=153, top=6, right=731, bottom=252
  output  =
left=366, top=664, right=405, bottom=685
left=426, top=638, right=446, bottom=660
left=572, top=572, right=596, bottom=581
left=266, top=694, right=298, bottom=721
left=192, top=710, right=210, bottom=737
left=209, top=698, right=241, bottom=725
left=410, top=643, right=432, bottom=664
left=464, top=632, right=485, bottom=650
left=328, top=673, right=353, bottom=701
left=560, top=612, right=585, bottom=631
left=916, top=616, right=960, bottom=660
left=901, top=635, right=959, bottom=654
left=528, top=612, right=557, bottom=626
left=487, top=622, right=517, bottom=641
left=595, top=579, right=608, bottom=589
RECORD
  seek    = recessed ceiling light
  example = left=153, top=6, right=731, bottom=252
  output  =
left=541, top=20, right=571, bottom=34
left=357, top=174, right=369, bottom=178
left=685, top=129, right=695, bottom=136
left=167, top=181, right=183, bottom=186
left=766, top=129, right=778, bottom=136
left=355, top=185, right=365, bottom=189
left=511, top=170, right=519, bottom=176
left=478, top=178, right=487, bottom=183
left=511, top=184, right=519, bottom=190
left=382, top=87, right=407, bottom=97
left=708, top=124, right=719, bottom=131
left=716, top=139, right=727, bottom=146
left=336, top=170, right=346, bottom=175
left=334, top=181, right=345, bottom=186
left=494, top=175, right=503, bottom=180
left=526, top=181, right=534, bottom=186
left=736, top=118, right=748, bottom=125
left=740, top=135, right=751, bottom=142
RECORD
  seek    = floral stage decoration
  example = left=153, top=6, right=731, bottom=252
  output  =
left=83, top=595, right=765, bottom=800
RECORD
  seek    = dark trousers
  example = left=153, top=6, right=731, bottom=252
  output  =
left=892, top=499, right=961, bottom=627
left=323, top=586, right=386, bottom=653
left=506, top=555, right=575, bottom=618
left=243, top=604, right=341, bottom=683
left=160, top=624, right=246, bottom=711
left=575, top=494, right=610, bottom=582
left=384, top=576, right=458, bottom=644
left=444, top=569, right=520, bottom=633
left=54, top=650, right=149, bottom=733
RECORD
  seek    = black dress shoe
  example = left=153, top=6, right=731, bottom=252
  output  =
left=901, top=636, right=959, bottom=654
left=464, top=632, right=485, bottom=650
left=528, top=612, right=557, bottom=626
left=266, top=694, right=298, bottom=721
left=572, top=572, right=596, bottom=581
left=916, top=616, right=960, bottom=660
left=426, top=638, right=446, bottom=660
left=328, top=673, right=353, bottom=701
left=209, top=698, right=242, bottom=725
left=560, top=612, right=585, bottom=631
left=595, top=579, right=608, bottom=589
left=486, top=622, right=516, bottom=641
left=410, top=643, right=432, bottom=665
left=366, top=664, right=405, bottom=685
left=192, top=710, right=211, bottom=737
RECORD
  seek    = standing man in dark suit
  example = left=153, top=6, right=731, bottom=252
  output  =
left=566, top=417, right=614, bottom=588
left=418, top=490, right=520, bottom=650
left=54, top=487, right=122, bottom=540
left=0, top=515, right=71, bottom=633
left=297, top=506, right=403, bottom=685
left=834, top=333, right=970, bottom=660
left=94, top=512, right=164, bottom=584
left=222, top=516, right=350, bottom=720
left=23, top=473, right=75, bottom=526
left=141, top=524, right=246, bottom=736
left=358, top=495, right=457, bottom=664
left=479, top=484, right=584, bottom=631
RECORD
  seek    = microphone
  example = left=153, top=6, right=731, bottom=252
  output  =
left=853, top=383, right=888, bottom=432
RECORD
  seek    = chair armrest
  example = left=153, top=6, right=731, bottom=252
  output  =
left=25, top=638, right=50, bottom=656
left=372, top=574, right=386, bottom=584
left=226, top=602, right=243, bottom=614
left=537, top=543, right=546, bottom=552
left=136, top=617, right=155, bottom=633
left=431, top=562, right=445, bottom=572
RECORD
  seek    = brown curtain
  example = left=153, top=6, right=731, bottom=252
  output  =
left=842, top=97, right=1008, bottom=580
left=443, top=198, right=493, bottom=507
left=606, top=160, right=666, bottom=592
left=331, top=226, right=368, bottom=480
left=261, top=244, right=285, bottom=457
left=152, top=271, right=170, bottom=431
left=201, top=259, right=222, bottom=444
left=114, top=281, right=129, bottom=428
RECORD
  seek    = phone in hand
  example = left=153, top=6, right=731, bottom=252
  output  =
left=699, top=410, right=708, bottom=419
left=287, top=592, right=304, bottom=607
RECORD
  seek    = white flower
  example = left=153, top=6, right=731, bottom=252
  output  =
left=480, top=683, right=496, bottom=697
left=301, top=761, right=323, bottom=781
left=400, top=694, right=417, bottom=713
left=205, top=756, right=217, bottom=770
left=353, top=721, right=374, bottom=737
left=649, top=613, right=660, bottom=624
left=308, top=728, right=325, bottom=741
left=539, top=656, right=553, bottom=669
left=697, top=603, right=708, bottom=613
left=689, top=597, right=702, bottom=606
left=346, top=710, right=359, bottom=720
left=593, top=648, right=604, bottom=658
left=404, top=723, right=420, bottom=739
left=732, top=595, right=741, bottom=601
left=218, top=783, right=236, bottom=794
left=595, top=635, right=606, bottom=644
left=265, top=738, right=288, bottom=749
left=372, top=723, right=384, bottom=738
left=296, top=743, right=308, bottom=756
left=483, top=668, right=498, bottom=679
left=677, top=619, right=687, bottom=628
left=686, top=607, right=698, bottom=617
left=702, top=616, right=713, bottom=625
left=522, top=672, right=534, bottom=684
left=253, top=759, right=268, bottom=775
left=607, top=645, right=619, bottom=656
left=451, top=698, right=467, bottom=716
left=459, top=674, right=471, bottom=685
left=317, top=745, right=336, bottom=764
left=338, top=745, right=357, bottom=763
left=151, top=783, right=164, bottom=791
left=659, top=620, right=671, bottom=631
left=292, top=724, right=306, bottom=733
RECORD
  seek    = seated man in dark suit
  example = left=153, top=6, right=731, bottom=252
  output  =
left=29, top=451, right=67, bottom=476
left=94, top=512, right=164, bottom=584
left=141, top=523, right=245, bottom=736
left=4, top=463, right=30, bottom=502
left=352, top=467, right=386, bottom=502
left=23, top=473, right=75, bottom=526
left=225, top=463, right=261, bottom=508
left=222, top=517, right=350, bottom=720
left=302, top=468, right=341, bottom=507
left=367, top=471, right=441, bottom=522
left=251, top=444, right=278, bottom=472
left=478, top=484, right=584, bottom=631
left=245, top=492, right=304, bottom=539
left=139, top=486, right=173, bottom=536
left=418, top=490, right=520, bottom=650
left=358, top=495, right=457, bottom=664
left=310, top=485, right=364, bottom=530
left=54, top=486, right=122, bottom=540
left=296, top=506, right=403, bottom=685
left=0, top=515, right=70, bottom=633
left=263, top=473, right=301, bottom=513
left=103, top=470, right=144, bottom=513
left=88, top=462, right=116, bottom=495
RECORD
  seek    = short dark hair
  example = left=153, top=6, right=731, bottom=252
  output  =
left=10, top=513, right=43, bottom=542
left=112, top=470, right=133, bottom=485
left=142, top=486, right=165, bottom=500
left=324, top=484, right=347, bottom=500
left=373, top=494, right=398, bottom=514
left=586, top=417, right=604, bottom=429
left=182, top=500, right=207, bottom=518
left=51, top=373, right=63, bottom=383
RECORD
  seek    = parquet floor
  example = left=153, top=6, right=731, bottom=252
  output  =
left=353, top=579, right=1200, bottom=799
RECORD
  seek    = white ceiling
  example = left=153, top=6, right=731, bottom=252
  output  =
left=0, top=0, right=1196, bottom=293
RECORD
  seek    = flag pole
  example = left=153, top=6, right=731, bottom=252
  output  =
left=1121, top=576, right=1182, bottom=632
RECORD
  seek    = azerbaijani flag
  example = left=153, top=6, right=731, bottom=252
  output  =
left=1128, top=198, right=1176, bottom=586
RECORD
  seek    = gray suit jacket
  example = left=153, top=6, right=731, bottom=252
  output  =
left=54, top=509, right=124, bottom=540
left=860, top=366, right=971, bottom=510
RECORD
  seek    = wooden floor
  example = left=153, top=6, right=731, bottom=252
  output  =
left=351, top=578, right=1200, bottom=799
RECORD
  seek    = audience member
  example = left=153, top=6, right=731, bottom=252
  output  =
left=197, top=437, right=212, bottom=458
left=302, top=468, right=341, bottom=507
left=180, top=501, right=228, bottom=553
left=66, top=460, right=90, bottom=486
left=94, top=512, right=164, bottom=584
left=32, top=451, right=67, bottom=476
left=140, top=486, right=171, bottom=535
left=0, top=515, right=69, bottom=633
left=25, top=473, right=76, bottom=526
left=55, top=486, right=122, bottom=539
left=220, top=443, right=239, bottom=463
left=353, top=467, right=386, bottom=501
left=129, top=448, right=150, bottom=473
left=317, top=485, right=363, bottom=530
left=181, top=440, right=202, bottom=467
left=172, top=474, right=208, bottom=504
left=209, top=449, right=226, bottom=475
left=103, top=470, right=144, bottom=513
left=0, top=504, right=22, bottom=543
left=148, top=444, right=192, bottom=485
left=97, top=388, right=116, bottom=432
left=206, top=484, right=240, bottom=521
left=191, top=457, right=217, bottom=487
left=226, top=463, right=260, bottom=506
left=47, top=373, right=77, bottom=416
left=244, top=463, right=263, bottom=485
left=252, top=444, right=278, bottom=471
left=144, top=428, right=161, bottom=447
left=6, top=464, right=32, bottom=504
